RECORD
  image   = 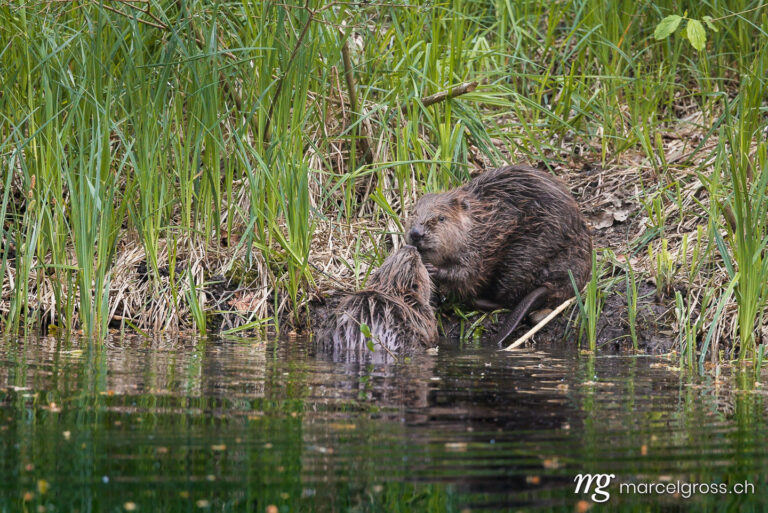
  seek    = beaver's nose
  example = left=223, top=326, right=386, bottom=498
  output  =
left=407, top=226, right=424, bottom=245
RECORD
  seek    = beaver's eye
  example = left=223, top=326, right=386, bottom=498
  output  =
left=438, top=215, right=446, bottom=222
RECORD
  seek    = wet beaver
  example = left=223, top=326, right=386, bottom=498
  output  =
left=405, top=165, right=592, bottom=345
left=317, top=245, right=438, bottom=362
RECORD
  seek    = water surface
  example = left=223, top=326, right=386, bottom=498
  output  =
left=0, top=336, right=766, bottom=512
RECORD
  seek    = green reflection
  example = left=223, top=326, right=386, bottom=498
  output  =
left=0, top=338, right=767, bottom=512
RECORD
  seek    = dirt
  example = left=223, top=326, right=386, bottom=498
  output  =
left=436, top=278, right=676, bottom=354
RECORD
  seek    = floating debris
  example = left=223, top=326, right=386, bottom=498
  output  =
left=444, top=442, right=468, bottom=452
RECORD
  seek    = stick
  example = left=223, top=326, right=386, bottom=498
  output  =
left=98, top=3, right=168, bottom=30
left=340, top=33, right=373, bottom=165
left=263, top=0, right=314, bottom=144
left=500, top=296, right=576, bottom=351
left=400, top=81, right=478, bottom=113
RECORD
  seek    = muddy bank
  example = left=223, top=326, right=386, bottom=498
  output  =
left=434, top=280, right=676, bottom=354
left=302, top=278, right=677, bottom=358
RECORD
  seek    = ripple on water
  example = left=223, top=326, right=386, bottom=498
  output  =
left=0, top=336, right=766, bottom=511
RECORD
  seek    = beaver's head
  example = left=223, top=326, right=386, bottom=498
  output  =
left=404, top=190, right=474, bottom=265
left=367, top=245, right=431, bottom=306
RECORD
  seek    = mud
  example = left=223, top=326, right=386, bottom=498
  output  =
left=436, top=279, right=675, bottom=354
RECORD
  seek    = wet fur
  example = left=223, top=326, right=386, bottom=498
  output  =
left=405, top=165, right=592, bottom=318
left=317, top=246, right=437, bottom=361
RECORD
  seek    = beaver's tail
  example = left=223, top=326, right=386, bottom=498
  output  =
left=490, top=286, right=549, bottom=346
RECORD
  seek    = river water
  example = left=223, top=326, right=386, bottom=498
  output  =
left=0, top=336, right=766, bottom=512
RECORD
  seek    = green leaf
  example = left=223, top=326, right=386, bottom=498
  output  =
left=360, top=322, right=375, bottom=351
left=686, top=19, right=706, bottom=51
left=654, top=15, right=682, bottom=40
left=702, top=15, right=718, bottom=32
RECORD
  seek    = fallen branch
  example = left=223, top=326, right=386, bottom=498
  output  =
left=500, top=296, right=576, bottom=351
left=400, top=80, right=478, bottom=113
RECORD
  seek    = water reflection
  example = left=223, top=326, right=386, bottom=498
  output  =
left=0, top=336, right=766, bottom=512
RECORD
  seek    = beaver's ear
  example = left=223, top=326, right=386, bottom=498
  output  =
left=452, top=196, right=470, bottom=210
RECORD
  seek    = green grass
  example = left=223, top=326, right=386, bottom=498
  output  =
left=717, top=45, right=768, bottom=363
left=625, top=260, right=639, bottom=352
left=0, top=1, right=767, bottom=361
left=571, top=251, right=604, bottom=352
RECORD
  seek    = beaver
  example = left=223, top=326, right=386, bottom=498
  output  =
left=404, top=165, right=592, bottom=345
left=316, top=245, right=438, bottom=362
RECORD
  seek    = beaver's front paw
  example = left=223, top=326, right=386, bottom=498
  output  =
left=423, top=263, right=439, bottom=276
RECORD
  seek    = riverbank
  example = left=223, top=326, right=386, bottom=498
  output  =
left=1, top=2, right=766, bottom=363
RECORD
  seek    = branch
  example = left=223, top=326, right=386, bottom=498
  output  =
left=400, top=80, right=478, bottom=113
left=97, top=2, right=168, bottom=30
left=500, top=296, right=576, bottom=351
left=340, top=32, right=373, bottom=165
left=263, top=0, right=314, bottom=145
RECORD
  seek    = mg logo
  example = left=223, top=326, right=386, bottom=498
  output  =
left=574, top=473, right=616, bottom=503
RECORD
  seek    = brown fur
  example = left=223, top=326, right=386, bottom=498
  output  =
left=405, top=165, right=592, bottom=311
left=317, top=245, right=438, bottom=362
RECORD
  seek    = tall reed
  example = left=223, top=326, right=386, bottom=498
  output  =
left=718, top=45, right=768, bottom=361
left=0, top=1, right=766, bottom=340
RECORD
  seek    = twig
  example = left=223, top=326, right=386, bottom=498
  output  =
left=272, top=1, right=419, bottom=9
left=340, top=31, right=373, bottom=165
left=348, top=317, right=399, bottom=361
left=500, top=296, right=576, bottom=351
left=373, top=334, right=398, bottom=360
left=400, top=80, right=478, bottom=113
left=103, top=1, right=237, bottom=61
left=188, top=24, right=242, bottom=110
left=115, top=0, right=167, bottom=29
left=263, top=0, right=314, bottom=145
left=98, top=2, right=168, bottom=30
left=710, top=4, right=766, bottom=22
left=171, top=0, right=242, bottom=113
